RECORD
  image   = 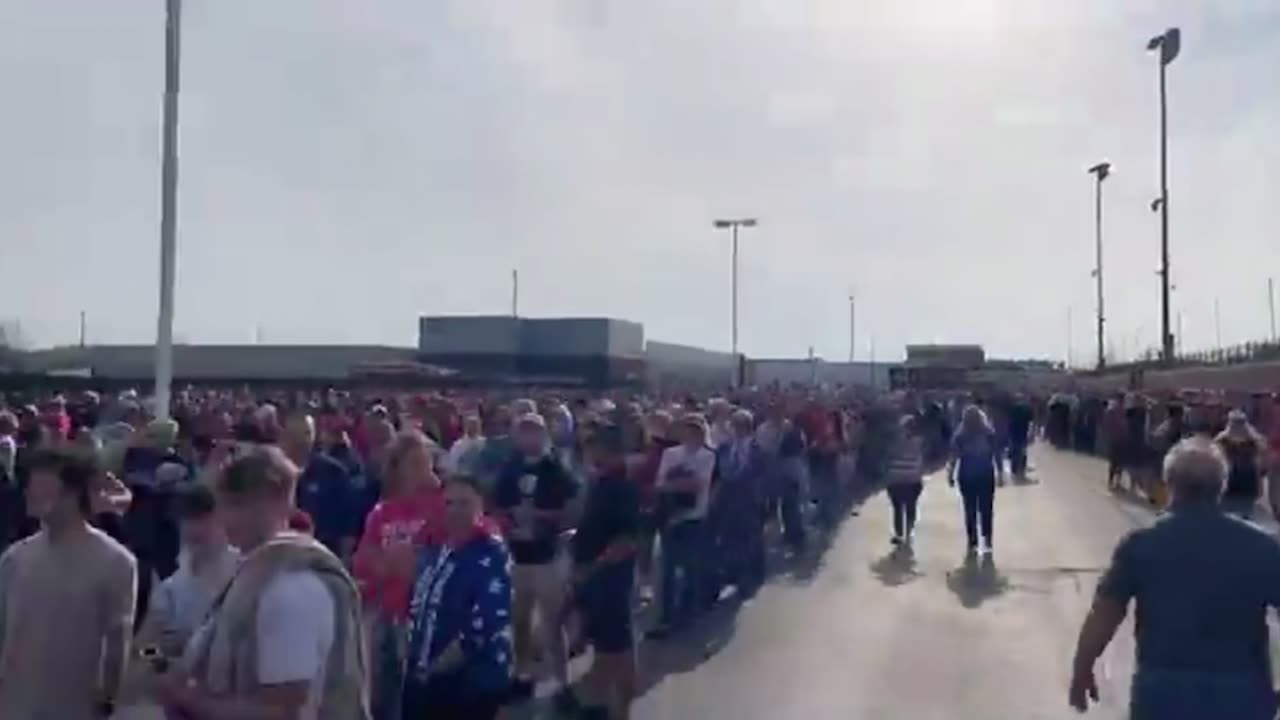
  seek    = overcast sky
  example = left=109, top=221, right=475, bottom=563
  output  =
left=2, top=0, right=1276, bottom=363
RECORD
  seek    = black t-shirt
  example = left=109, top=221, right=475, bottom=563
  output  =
left=493, top=454, right=578, bottom=565
left=573, top=469, right=640, bottom=568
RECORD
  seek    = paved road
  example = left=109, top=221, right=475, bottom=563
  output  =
left=626, top=446, right=1152, bottom=720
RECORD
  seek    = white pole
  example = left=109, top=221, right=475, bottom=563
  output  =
left=1269, top=277, right=1276, bottom=342
left=154, top=0, right=182, bottom=422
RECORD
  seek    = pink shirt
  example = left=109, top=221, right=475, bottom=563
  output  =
left=353, top=490, right=445, bottom=620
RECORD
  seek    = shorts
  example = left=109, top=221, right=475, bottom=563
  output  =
left=575, top=560, right=635, bottom=654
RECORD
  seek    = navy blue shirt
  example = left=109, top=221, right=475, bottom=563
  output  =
left=1099, top=504, right=1280, bottom=678
left=295, top=452, right=359, bottom=555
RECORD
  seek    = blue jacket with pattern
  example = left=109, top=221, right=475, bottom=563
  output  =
left=404, top=531, right=513, bottom=695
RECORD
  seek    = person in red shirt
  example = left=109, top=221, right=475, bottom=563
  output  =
left=353, top=430, right=446, bottom=718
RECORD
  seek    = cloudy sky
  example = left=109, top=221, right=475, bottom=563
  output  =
left=2, top=0, right=1277, bottom=363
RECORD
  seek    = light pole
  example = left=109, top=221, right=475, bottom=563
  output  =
left=712, top=218, right=758, bottom=366
left=1088, top=161, right=1111, bottom=370
left=1269, top=277, right=1276, bottom=343
left=847, top=293, right=856, bottom=363
left=154, top=0, right=183, bottom=422
left=1147, top=27, right=1180, bottom=364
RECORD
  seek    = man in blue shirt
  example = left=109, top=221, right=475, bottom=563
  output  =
left=282, top=411, right=359, bottom=562
left=1070, top=437, right=1280, bottom=719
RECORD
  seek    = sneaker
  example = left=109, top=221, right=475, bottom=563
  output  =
left=890, top=535, right=903, bottom=546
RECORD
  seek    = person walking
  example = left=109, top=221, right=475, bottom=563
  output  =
left=401, top=474, right=512, bottom=720
left=0, top=447, right=137, bottom=720
left=492, top=413, right=577, bottom=704
left=1215, top=409, right=1267, bottom=519
left=158, top=447, right=370, bottom=720
left=568, top=423, right=641, bottom=720
left=353, top=430, right=447, bottom=719
left=948, top=405, right=1001, bottom=555
left=886, top=415, right=926, bottom=546
left=1070, top=437, right=1280, bottom=719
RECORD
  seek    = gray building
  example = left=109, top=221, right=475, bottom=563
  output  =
left=417, top=315, right=647, bottom=386
left=745, top=358, right=892, bottom=388
left=644, top=340, right=739, bottom=390
left=14, top=344, right=419, bottom=382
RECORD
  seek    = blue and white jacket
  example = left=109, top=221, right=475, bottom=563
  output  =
left=404, top=531, right=513, bottom=695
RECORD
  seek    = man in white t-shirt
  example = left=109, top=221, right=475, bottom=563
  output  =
left=650, top=414, right=716, bottom=638
left=155, top=447, right=369, bottom=720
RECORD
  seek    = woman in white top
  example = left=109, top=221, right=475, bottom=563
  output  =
left=886, top=415, right=926, bottom=546
left=650, top=414, right=716, bottom=637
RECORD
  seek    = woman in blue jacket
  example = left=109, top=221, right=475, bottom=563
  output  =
left=402, top=474, right=513, bottom=720
left=948, top=405, right=1002, bottom=555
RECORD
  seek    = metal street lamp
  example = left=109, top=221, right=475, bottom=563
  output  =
left=1147, top=26, right=1180, bottom=364
left=712, top=218, right=758, bottom=372
left=1087, top=161, right=1111, bottom=370
left=154, top=0, right=183, bottom=421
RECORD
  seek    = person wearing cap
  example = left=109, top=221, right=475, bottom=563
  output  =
left=1070, top=437, right=1280, bottom=719
left=1215, top=409, right=1267, bottom=518
left=491, top=411, right=578, bottom=704
left=650, top=413, right=716, bottom=637
left=565, top=422, right=641, bottom=720
left=119, top=418, right=190, bottom=583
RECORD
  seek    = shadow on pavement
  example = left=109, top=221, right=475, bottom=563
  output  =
left=870, top=544, right=922, bottom=587
left=631, top=593, right=744, bottom=699
left=945, top=553, right=1010, bottom=609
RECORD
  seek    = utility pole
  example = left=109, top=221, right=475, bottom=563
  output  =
left=1147, top=27, right=1181, bottom=364
left=511, top=269, right=519, bottom=317
left=712, top=218, right=758, bottom=366
left=1088, top=161, right=1111, bottom=370
left=79, top=310, right=86, bottom=348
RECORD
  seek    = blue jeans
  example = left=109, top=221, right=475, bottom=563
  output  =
left=1131, top=668, right=1278, bottom=720
left=660, top=519, right=705, bottom=628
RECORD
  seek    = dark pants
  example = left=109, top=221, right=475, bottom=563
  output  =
left=401, top=678, right=502, bottom=720
left=959, top=478, right=995, bottom=549
left=1007, top=440, right=1028, bottom=477
left=710, top=493, right=765, bottom=595
left=809, top=451, right=840, bottom=528
left=777, top=466, right=807, bottom=550
left=886, top=483, right=923, bottom=539
left=1130, top=668, right=1278, bottom=720
left=660, top=519, right=705, bottom=628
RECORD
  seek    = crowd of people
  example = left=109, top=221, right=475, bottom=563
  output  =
left=0, top=384, right=897, bottom=720
left=0, top=381, right=1278, bottom=719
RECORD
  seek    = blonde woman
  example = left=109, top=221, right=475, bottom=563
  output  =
left=948, top=405, right=1001, bottom=555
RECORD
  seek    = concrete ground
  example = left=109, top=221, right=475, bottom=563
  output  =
left=121, top=445, right=1269, bottom=720
left=619, top=446, right=1156, bottom=720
